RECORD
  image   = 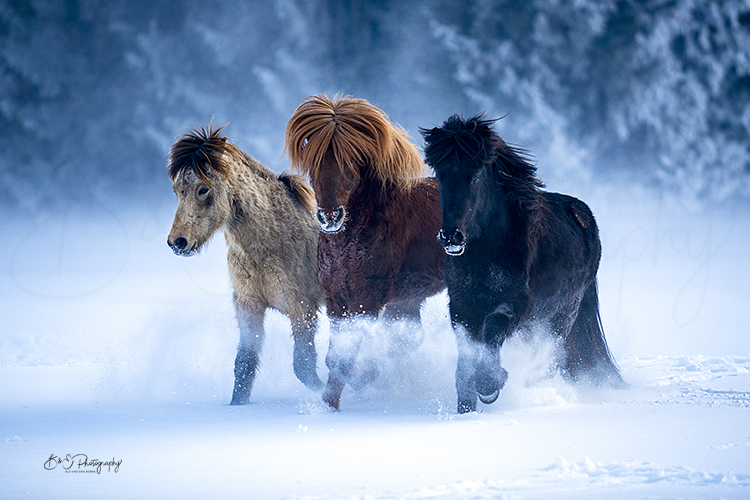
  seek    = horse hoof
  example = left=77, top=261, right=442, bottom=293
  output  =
left=478, top=388, right=500, bottom=405
left=322, top=389, right=341, bottom=412
left=457, top=400, right=477, bottom=414
left=322, top=398, right=340, bottom=412
left=475, top=367, right=507, bottom=405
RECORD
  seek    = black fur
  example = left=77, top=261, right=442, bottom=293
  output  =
left=422, top=114, right=623, bottom=413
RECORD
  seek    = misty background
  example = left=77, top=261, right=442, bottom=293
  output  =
left=2, top=5, right=750, bottom=497
left=1, top=0, right=749, bottom=212
left=1, top=0, right=749, bottom=381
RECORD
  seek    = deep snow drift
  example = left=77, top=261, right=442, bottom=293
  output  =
left=1, top=192, right=749, bottom=499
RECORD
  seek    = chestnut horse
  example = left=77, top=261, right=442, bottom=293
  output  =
left=285, top=95, right=445, bottom=410
left=422, top=114, right=623, bottom=413
left=167, top=124, right=324, bottom=404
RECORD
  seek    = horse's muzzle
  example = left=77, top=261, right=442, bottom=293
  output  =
left=317, top=207, right=345, bottom=233
left=168, top=236, right=197, bottom=256
left=438, top=228, right=466, bottom=256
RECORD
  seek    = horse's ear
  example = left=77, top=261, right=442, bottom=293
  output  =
left=419, top=126, right=437, bottom=138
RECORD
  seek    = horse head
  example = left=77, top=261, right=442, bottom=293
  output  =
left=167, top=125, right=235, bottom=256
left=423, top=114, right=545, bottom=257
left=285, top=95, right=426, bottom=234
left=422, top=115, right=497, bottom=256
left=433, top=161, right=483, bottom=257
left=311, top=147, right=359, bottom=233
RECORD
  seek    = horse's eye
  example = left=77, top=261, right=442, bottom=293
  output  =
left=301, top=138, right=309, bottom=149
left=471, top=175, right=480, bottom=185
left=198, top=186, right=209, bottom=197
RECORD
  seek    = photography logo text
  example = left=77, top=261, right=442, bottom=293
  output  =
left=44, top=454, right=122, bottom=474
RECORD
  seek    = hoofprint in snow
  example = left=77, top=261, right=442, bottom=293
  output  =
left=1, top=201, right=749, bottom=499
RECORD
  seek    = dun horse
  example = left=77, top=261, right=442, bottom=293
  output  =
left=167, top=124, right=324, bottom=404
left=285, top=95, right=445, bottom=411
left=422, top=114, right=623, bottom=414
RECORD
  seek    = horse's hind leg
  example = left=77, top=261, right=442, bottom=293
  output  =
left=291, top=309, right=324, bottom=391
left=230, top=299, right=266, bottom=405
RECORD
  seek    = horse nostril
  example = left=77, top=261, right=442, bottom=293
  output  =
left=173, top=236, right=188, bottom=250
left=437, top=229, right=448, bottom=245
left=317, top=210, right=327, bottom=226
left=439, top=228, right=464, bottom=246
left=451, top=230, right=465, bottom=246
left=333, top=208, right=344, bottom=225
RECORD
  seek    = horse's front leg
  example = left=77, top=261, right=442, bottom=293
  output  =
left=291, top=308, right=324, bottom=391
left=454, top=325, right=480, bottom=414
left=452, top=306, right=514, bottom=413
left=473, top=311, right=514, bottom=405
left=230, top=299, right=266, bottom=405
left=322, top=316, right=366, bottom=411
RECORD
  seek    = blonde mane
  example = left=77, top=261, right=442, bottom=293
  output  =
left=284, top=95, right=427, bottom=189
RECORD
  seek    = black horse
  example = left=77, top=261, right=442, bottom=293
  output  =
left=421, top=115, right=623, bottom=413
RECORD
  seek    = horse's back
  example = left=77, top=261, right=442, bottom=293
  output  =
left=541, top=192, right=600, bottom=254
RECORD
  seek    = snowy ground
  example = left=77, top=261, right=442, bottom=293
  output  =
left=1, top=193, right=749, bottom=499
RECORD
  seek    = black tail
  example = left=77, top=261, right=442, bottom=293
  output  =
left=564, top=283, right=625, bottom=387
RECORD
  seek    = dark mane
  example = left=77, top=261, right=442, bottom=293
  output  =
left=168, top=123, right=242, bottom=182
left=421, top=114, right=544, bottom=193
left=422, top=114, right=548, bottom=264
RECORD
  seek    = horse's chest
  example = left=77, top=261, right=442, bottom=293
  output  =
left=318, top=234, right=386, bottom=284
left=317, top=231, right=396, bottom=314
left=448, top=259, right=508, bottom=289
left=446, top=258, right=522, bottom=314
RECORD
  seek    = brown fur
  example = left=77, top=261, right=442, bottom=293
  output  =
left=284, top=94, right=427, bottom=191
left=284, top=96, right=446, bottom=411
left=167, top=124, right=324, bottom=404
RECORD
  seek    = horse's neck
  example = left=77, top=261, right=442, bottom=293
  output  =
left=224, top=156, right=279, bottom=247
left=474, top=182, right=517, bottom=244
left=237, top=152, right=276, bottom=183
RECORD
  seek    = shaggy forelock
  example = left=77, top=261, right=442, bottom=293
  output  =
left=420, top=114, right=498, bottom=173
left=421, top=114, right=542, bottom=190
left=168, top=123, right=241, bottom=183
left=284, top=94, right=426, bottom=189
